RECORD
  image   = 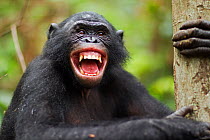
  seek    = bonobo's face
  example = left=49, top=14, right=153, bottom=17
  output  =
left=69, top=22, right=109, bottom=87
left=68, top=15, right=112, bottom=88
left=46, top=12, right=126, bottom=88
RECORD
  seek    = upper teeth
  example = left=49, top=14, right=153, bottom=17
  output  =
left=79, top=54, right=102, bottom=63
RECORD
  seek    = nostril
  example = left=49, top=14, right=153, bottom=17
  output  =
left=85, top=39, right=91, bottom=42
left=93, top=39, right=99, bottom=43
left=81, top=37, right=99, bottom=43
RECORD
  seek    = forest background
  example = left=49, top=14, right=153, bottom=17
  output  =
left=0, top=0, right=174, bottom=125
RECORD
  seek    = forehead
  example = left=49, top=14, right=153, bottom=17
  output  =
left=59, top=12, right=116, bottom=32
left=62, top=21, right=110, bottom=32
left=67, top=20, right=109, bottom=29
left=63, top=20, right=111, bottom=33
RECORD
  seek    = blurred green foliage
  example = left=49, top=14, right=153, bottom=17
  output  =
left=0, top=0, right=174, bottom=125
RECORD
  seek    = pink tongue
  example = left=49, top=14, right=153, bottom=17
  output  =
left=81, top=60, right=99, bottom=74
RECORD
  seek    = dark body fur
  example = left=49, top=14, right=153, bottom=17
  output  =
left=1, top=12, right=210, bottom=140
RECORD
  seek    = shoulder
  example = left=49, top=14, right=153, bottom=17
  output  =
left=110, top=66, right=144, bottom=87
left=102, top=65, right=147, bottom=94
left=19, top=56, right=61, bottom=85
left=27, top=56, right=55, bottom=70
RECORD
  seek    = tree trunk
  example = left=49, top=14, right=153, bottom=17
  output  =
left=172, top=0, right=210, bottom=122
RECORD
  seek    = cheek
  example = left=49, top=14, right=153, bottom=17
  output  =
left=69, top=34, right=80, bottom=43
left=104, top=35, right=112, bottom=41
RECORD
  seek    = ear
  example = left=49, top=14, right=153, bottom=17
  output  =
left=47, top=23, right=59, bottom=39
left=116, top=30, right=124, bottom=40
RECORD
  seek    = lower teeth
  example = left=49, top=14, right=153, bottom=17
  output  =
left=85, top=73, right=97, bottom=76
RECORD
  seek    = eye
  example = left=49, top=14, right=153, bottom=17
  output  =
left=78, top=29, right=86, bottom=35
left=97, top=31, right=105, bottom=36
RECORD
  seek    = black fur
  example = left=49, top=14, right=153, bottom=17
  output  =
left=1, top=12, right=210, bottom=140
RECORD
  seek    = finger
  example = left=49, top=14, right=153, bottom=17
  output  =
left=173, top=38, right=210, bottom=49
left=172, top=28, right=210, bottom=41
left=166, top=106, right=193, bottom=119
left=180, top=47, right=210, bottom=57
left=202, top=122, right=210, bottom=129
left=200, top=127, right=210, bottom=139
left=180, top=20, right=210, bottom=30
left=174, top=106, right=193, bottom=117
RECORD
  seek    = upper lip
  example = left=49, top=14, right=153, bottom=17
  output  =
left=70, top=46, right=108, bottom=77
left=71, top=47, right=107, bottom=57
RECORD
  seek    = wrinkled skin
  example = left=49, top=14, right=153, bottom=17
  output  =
left=1, top=12, right=210, bottom=140
left=173, top=19, right=210, bottom=56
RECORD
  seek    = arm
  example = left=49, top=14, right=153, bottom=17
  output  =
left=2, top=59, right=209, bottom=140
left=109, top=68, right=172, bottom=118
left=15, top=108, right=210, bottom=140
left=14, top=96, right=210, bottom=140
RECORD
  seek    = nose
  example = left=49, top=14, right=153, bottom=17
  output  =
left=81, top=36, right=99, bottom=43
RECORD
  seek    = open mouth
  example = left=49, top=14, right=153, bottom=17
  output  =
left=70, top=46, right=108, bottom=87
left=78, top=51, right=103, bottom=76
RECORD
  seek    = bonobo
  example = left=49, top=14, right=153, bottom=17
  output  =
left=1, top=12, right=210, bottom=140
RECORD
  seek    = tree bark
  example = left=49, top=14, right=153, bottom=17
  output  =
left=172, top=0, right=210, bottom=122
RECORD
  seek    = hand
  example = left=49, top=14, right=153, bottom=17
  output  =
left=165, top=106, right=210, bottom=139
left=172, top=19, right=210, bottom=56
left=166, top=106, right=193, bottom=119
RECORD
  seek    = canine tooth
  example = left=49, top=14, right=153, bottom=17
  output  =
left=80, top=68, right=85, bottom=75
left=99, top=56, right=102, bottom=63
left=79, top=55, right=83, bottom=62
left=97, top=71, right=100, bottom=75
